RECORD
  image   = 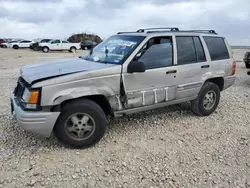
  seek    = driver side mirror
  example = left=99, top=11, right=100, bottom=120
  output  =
left=127, top=60, right=146, bottom=73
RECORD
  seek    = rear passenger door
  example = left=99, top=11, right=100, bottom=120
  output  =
left=19, top=40, right=32, bottom=48
left=203, top=36, right=231, bottom=76
left=62, top=40, right=70, bottom=50
left=174, top=36, right=209, bottom=99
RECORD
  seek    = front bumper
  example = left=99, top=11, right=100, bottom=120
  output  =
left=11, top=94, right=60, bottom=137
left=223, top=75, right=236, bottom=90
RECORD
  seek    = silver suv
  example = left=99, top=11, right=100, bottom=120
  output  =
left=11, top=28, right=236, bottom=148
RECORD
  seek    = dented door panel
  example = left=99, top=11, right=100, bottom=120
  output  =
left=125, top=86, right=176, bottom=109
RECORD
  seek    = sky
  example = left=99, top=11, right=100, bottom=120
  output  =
left=0, top=0, right=249, bottom=45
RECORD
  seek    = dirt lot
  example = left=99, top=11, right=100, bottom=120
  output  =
left=0, top=48, right=250, bottom=188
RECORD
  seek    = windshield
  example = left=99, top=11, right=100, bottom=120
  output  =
left=84, top=35, right=145, bottom=64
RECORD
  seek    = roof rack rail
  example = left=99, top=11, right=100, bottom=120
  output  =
left=117, top=28, right=217, bottom=35
left=137, top=27, right=179, bottom=32
left=185, top=30, right=217, bottom=34
left=117, top=31, right=138, bottom=34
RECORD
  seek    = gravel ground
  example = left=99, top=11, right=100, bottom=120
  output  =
left=0, top=48, right=250, bottom=188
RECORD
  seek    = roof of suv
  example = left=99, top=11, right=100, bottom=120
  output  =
left=116, top=27, right=222, bottom=37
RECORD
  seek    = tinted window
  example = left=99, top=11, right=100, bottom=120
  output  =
left=138, top=37, right=173, bottom=69
left=20, top=40, right=31, bottom=43
left=193, top=37, right=206, bottom=61
left=176, top=37, right=196, bottom=65
left=203, top=37, right=229, bottom=61
left=40, top=39, right=51, bottom=43
left=245, top=52, right=250, bottom=60
left=62, top=41, right=69, bottom=43
left=52, top=40, right=60, bottom=43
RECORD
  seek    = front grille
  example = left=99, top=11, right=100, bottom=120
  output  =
left=14, top=77, right=25, bottom=101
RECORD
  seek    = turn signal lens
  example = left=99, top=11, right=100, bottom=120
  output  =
left=29, top=91, right=39, bottom=104
left=232, top=61, right=236, bottom=75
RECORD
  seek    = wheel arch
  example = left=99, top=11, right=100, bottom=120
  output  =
left=51, top=94, right=113, bottom=116
left=204, top=77, right=224, bottom=91
left=43, top=46, right=50, bottom=49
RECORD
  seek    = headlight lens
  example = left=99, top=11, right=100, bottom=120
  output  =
left=22, top=88, right=31, bottom=102
left=21, top=88, right=40, bottom=109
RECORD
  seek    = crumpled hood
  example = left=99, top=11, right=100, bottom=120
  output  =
left=20, top=57, right=117, bottom=84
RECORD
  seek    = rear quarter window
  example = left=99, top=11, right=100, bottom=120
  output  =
left=203, top=37, right=229, bottom=61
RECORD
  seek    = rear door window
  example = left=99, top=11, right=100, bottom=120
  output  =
left=203, top=37, right=229, bottom=61
left=52, top=40, right=60, bottom=44
left=193, top=37, right=206, bottom=62
left=176, top=37, right=197, bottom=65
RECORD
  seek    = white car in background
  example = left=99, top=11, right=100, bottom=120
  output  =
left=11, top=40, right=35, bottom=49
left=0, top=40, right=22, bottom=48
left=38, top=39, right=81, bottom=53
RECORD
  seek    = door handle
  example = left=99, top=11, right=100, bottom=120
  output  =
left=166, top=70, right=177, bottom=74
left=201, top=65, right=210, bottom=68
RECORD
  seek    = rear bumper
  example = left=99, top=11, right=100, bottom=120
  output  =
left=11, top=94, right=60, bottom=137
left=223, top=75, right=236, bottom=90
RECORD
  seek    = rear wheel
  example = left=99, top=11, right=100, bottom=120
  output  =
left=69, top=47, right=76, bottom=53
left=13, top=45, right=19, bottom=50
left=191, top=82, right=220, bottom=116
left=54, top=99, right=107, bottom=148
left=42, top=46, right=49, bottom=53
left=84, top=46, right=88, bottom=50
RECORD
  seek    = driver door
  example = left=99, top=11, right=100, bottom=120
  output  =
left=50, top=39, right=61, bottom=50
left=122, top=36, right=178, bottom=109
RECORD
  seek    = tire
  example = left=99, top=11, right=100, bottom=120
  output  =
left=33, top=47, right=39, bottom=51
left=69, top=47, right=76, bottom=53
left=245, top=62, right=250, bottom=68
left=42, top=46, right=49, bottom=53
left=191, top=82, right=220, bottom=116
left=54, top=99, right=107, bottom=148
left=84, top=46, right=88, bottom=50
left=2, top=45, right=7, bottom=48
left=13, top=45, right=19, bottom=50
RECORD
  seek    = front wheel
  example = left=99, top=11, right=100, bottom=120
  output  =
left=191, top=82, right=220, bottom=116
left=54, top=99, right=107, bottom=148
left=33, top=47, right=39, bottom=51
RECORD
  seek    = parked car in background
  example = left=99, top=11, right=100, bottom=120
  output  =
left=39, top=39, right=80, bottom=53
left=30, top=39, right=52, bottom=51
left=0, top=40, right=22, bottom=48
left=0, top=39, right=6, bottom=43
left=11, top=40, right=34, bottom=49
left=80, top=40, right=97, bottom=50
left=10, top=27, right=236, bottom=148
left=243, top=52, right=250, bottom=68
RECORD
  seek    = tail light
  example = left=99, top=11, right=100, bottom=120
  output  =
left=232, top=61, right=236, bottom=75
